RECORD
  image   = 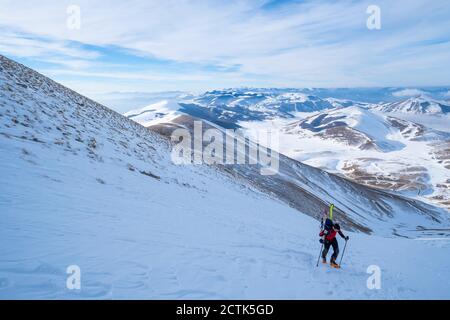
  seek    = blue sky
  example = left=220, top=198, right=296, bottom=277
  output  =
left=0, top=0, right=450, bottom=103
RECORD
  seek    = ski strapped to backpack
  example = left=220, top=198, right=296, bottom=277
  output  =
left=317, top=203, right=335, bottom=267
left=322, top=203, right=335, bottom=233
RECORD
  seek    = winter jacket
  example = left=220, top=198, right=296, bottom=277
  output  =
left=320, top=229, right=346, bottom=242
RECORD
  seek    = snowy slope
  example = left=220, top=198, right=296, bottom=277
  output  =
left=373, top=97, right=450, bottom=134
left=1, top=55, right=450, bottom=299
left=94, top=91, right=188, bottom=114
left=124, top=100, right=181, bottom=127
left=124, top=89, right=374, bottom=132
left=144, top=113, right=449, bottom=237
left=124, top=91, right=450, bottom=210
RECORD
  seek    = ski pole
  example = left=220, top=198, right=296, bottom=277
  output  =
left=339, top=239, right=348, bottom=267
left=316, top=243, right=324, bottom=267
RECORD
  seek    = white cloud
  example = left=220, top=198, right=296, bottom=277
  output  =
left=392, top=89, right=426, bottom=97
left=0, top=30, right=101, bottom=70
left=0, top=35, right=96, bottom=60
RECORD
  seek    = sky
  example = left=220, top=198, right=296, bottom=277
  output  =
left=0, top=0, right=450, bottom=110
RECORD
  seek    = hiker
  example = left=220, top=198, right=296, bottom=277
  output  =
left=320, top=204, right=334, bottom=242
left=319, top=223, right=349, bottom=268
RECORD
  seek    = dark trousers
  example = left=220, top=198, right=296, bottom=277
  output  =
left=322, top=238, right=339, bottom=261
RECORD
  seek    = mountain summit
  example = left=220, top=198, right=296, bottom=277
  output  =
left=376, top=96, right=450, bottom=114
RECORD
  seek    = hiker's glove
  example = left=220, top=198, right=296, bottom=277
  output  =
left=346, top=236, right=349, bottom=241
left=319, top=239, right=324, bottom=244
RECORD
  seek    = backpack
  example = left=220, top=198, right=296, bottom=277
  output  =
left=324, top=218, right=333, bottom=232
left=321, top=204, right=335, bottom=232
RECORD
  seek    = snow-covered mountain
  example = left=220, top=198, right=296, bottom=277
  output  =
left=247, top=109, right=449, bottom=208
left=286, top=106, right=449, bottom=148
left=123, top=99, right=181, bottom=127
left=2, top=55, right=450, bottom=299
left=0, top=55, right=311, bottom=298
left=125, top=89, right=371, bottom=130
left=375, top=96, right=450, bottom=114
left=176, top=90, right=341, bottom=128
left=146, top=112, right=450, bottom=235
left=297, top=87, right=450, bottom=103
left=91, top=91, right=189, bottom=114
left=106, top=87, right=450, bottom=112
left=287, top=106, right=405, bottom=152
left=126, top=107, right=448, bottom=236
left=126, top=91, right=450, bottom=211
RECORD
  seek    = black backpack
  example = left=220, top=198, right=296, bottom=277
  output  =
left=324, top=218, right=333, bottom=232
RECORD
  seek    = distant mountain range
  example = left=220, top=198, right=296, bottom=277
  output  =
left=376, top=96, right=450, bottom=114
left=125, top=89, right=450, bottom=211
left=126, top=89, right=450, bottom=128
